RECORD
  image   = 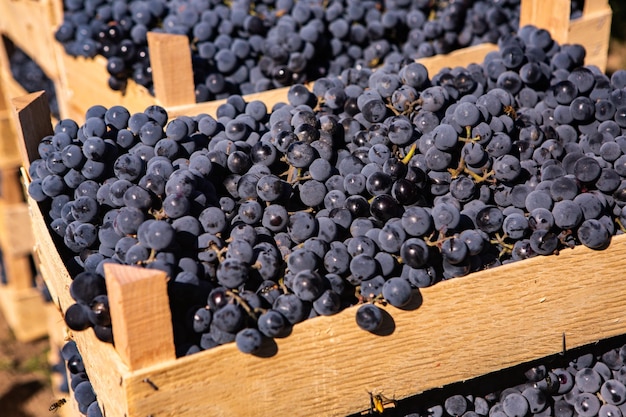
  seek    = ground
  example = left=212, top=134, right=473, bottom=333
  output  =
left=0, top=305, right=62, bottom=417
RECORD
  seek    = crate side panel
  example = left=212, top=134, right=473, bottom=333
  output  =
left=115, top=235, right=626, bottom=417
left=0, top=202, right=34, bottom=256
left=417, top=43, right=500, bottom=77
left=569, top=7, right=612, bottom=72
left=61, top=55, right=158, bottom=125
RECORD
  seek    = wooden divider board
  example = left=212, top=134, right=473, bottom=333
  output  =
left=13, top=84, right=626, bottom=417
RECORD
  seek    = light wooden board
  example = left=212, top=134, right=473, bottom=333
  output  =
left=0, top=202, right=34, bottom=257
left=568, top=4, right=612, bottom=71
left=59, top=54, right=157, bottom=124
left=13, top=89, right=626, bottom=417
left=0, top=285, right=48, bottom=342
left=520, top=0, right=611, bottom=72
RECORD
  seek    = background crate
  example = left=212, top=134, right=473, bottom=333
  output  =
left=50, top=0, right=611, bottom=125
left=520, top=0, right=612, bottom=71
left=0, top=0, right=64, bottom=80
left=0, top=51, right=48, bottom=343
left=11, top=90, right=626, bottom=417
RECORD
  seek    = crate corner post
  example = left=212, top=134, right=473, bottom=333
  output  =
left=103, top=263, right=176, bottom=371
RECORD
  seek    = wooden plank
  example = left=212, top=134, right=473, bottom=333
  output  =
left=34, top=242, right=129, bottom=417
left=60, top=54, right=158, bottom=125
left=10, top=91, right=53, bottom=173
left=167, top=86, right=293, bottom=119
left=104, top=263, right=176, bottom=370
left=568, top=5, right=612, bottom=72
left=2, top=252, right=34, bottom=291
left=0, top=159, right=25, bottom=203
left=147, top=32, right=196, bottom=107
left=417, top=43, right=500, bottom=77
left=583, top=0, right=610, bottom=14
left=47, top=303, right=83, bottom=417
left=520, top=0, right=572, bottom=44
left=0, top=285, right=48, bottom=342
left=0, top=202, right=34, bottom=256
left=519, top=0, right=612, bottom=72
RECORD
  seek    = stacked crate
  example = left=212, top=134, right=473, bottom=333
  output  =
left=0, top=69, right=47, bottom=343
left=3, top=0, right=619, bottom=415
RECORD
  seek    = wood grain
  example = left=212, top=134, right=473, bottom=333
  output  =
left=147, top=32, right=196, bottom=107
left=0, top=0, right=63, bottom=79
left=104, top=263, right=176, bottom=370
left=520, top=0, right=611, bottom=72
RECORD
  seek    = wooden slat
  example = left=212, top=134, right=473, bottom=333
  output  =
left=105, top=263, right=176, bottom=370
left=520, top=0, right=572, bottom=44
left=147, top=32, right=196, bottom=107
left=0, top=286, right=48, bottom=342
left=47, top=303, right=85, bottom=417
left=2, top=251, right=34, bottom=291
left=568, top=4, right=612, bottom=72
left=0, top=202, right=34, bottom=257
left=583, top=0, right=610, bottom=14
left=0, top=159, right=25, bottom=203
left=418, top=43, right=500, bottom=77
left=60, top=54, right=157, bottom=124
left=519, top=0, right=612, bottom=72
left=10, top=91, right=53, bottom=173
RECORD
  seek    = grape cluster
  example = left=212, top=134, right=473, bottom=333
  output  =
left=4, top=36, right=60, bottom=119
left=52, top=0, right=585, bottom=100
left=384, top=339, right=626, bottom=417
left=61, top=340, right=103, bottom=417
left=30, top=24, right=626, bottom=355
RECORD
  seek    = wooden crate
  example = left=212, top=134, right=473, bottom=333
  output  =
left=0, top=32, right=66, bottom=122
left=11, top=89, right=626, bottom=417
left=520, top=0, right=612, bottom=71
left=53, top=0, right=610, bottom=124
left=0, top=54, right=47, bottom=343
left=0, top=0, right=63, bottom=80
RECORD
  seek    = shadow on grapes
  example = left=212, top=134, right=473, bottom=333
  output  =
left=371, top=289, right=423, bottom=337
left=370, top=308, right=396, bottom=337
left=252, top=336, right=278, bottom=358
left=397, top=289, right=424, bottom=312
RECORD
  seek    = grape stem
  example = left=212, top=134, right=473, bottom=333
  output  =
left=490, top=233, right=514, bottom=258
left=225, top=289, right=267, bottom=320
